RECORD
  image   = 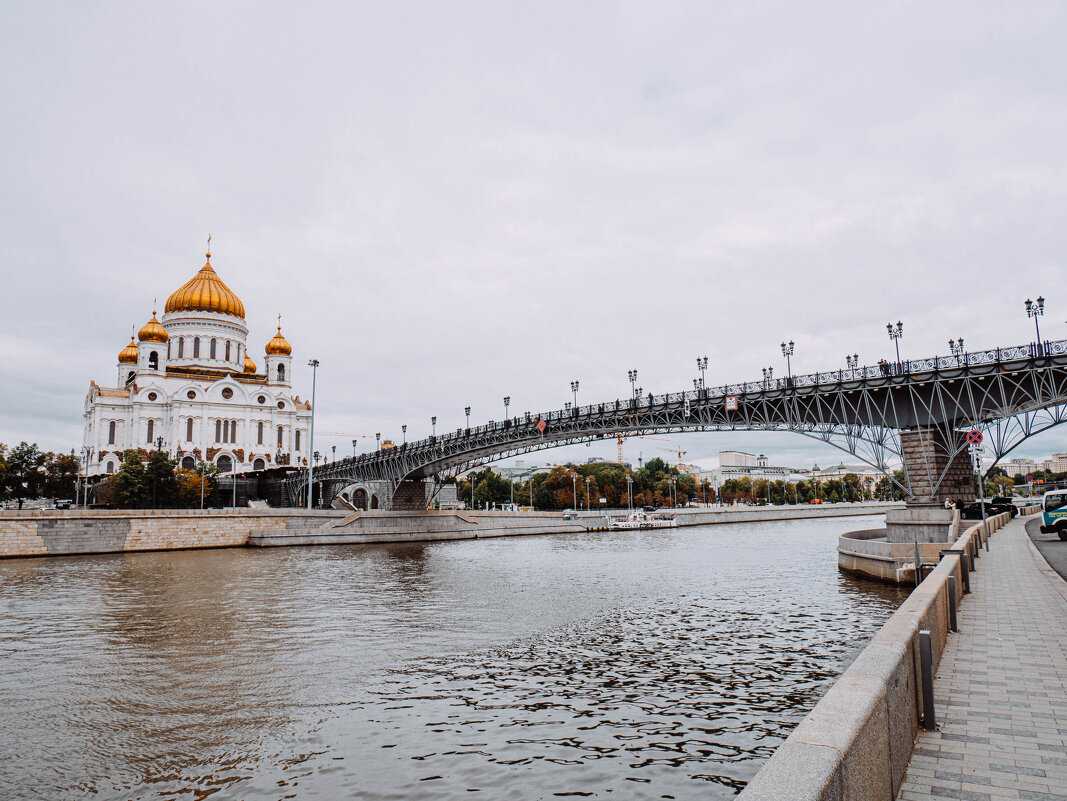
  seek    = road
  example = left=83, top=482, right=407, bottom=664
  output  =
left=1025, top=515, right=1067, bottom=581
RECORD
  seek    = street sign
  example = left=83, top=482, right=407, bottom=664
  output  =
left=725, top=395, right=738, bottom=411
left=966, top=430, right=983, bottom=446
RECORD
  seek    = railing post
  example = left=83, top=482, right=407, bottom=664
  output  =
left=947, top=576, right=958, bottom=632
left=919, top=629, right=936, bottom=730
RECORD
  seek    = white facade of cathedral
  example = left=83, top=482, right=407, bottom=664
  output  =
left=82, top=250, right=312, bottom=477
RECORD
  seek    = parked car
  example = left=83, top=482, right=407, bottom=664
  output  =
left=989, top=497, right=1019, bottom=518
left=959, top=501, right=997, bottom=520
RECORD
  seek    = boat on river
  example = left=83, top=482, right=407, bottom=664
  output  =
left=610, top=510, right=678, bottom=530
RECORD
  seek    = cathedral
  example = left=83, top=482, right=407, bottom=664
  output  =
left=83, top=248, right=312, bottom=477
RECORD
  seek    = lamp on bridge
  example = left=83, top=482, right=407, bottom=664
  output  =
left=464, top=406, right=471, bottom=431
left=887, top=321, right=903, bottom=364
left=431, top=416, right=437, bottom=437
left=762, top=366, right=773, bottom=389
left=376, top=433, right=380, bottom=450
left=402, top=424, right=407, bottom=444
left=696, top=357, right=708, bottom=394
left=949, top=338, right=965, bottom=364
left=1025, top=297, right=1045, bottom=347
left=846, top=353, right=859, bottom=378
left=503, top=397, right=510, bottom=420
left=628, top=369, right=638, bottom=400
left=780, top=341, right=795, bottom=381
left=570, top=381, right=579, bottom=408
left=352, top=439, right=357, bottom=459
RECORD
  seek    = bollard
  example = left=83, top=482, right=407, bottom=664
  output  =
left=972, top=532, right=980, bottom=560
left=947, top=576, right=958, bottom=632
left=941, top=549, right=970, bottom=593
left=919, top=629, right=936, bottom=730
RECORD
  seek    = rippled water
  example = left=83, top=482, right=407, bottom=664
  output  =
left=0, top=516, right=906, bottom=800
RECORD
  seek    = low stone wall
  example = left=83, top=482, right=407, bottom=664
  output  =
left=740, top=510, right=1019, bottom=801
left=0, top=509, right=346, bottom=558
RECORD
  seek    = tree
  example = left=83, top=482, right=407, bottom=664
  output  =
left=43, top=452, right=79, bottom=501
left=5, top=442, right=46, bottom=509
left=144, top=450, right=177, bottom=508
left=113, top=450, right=148, bottom=508
left=174, top=462, right=219, bottom=508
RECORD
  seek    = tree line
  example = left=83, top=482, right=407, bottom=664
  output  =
left=95, top=450, right=223, bottom=509
left=0, top=442, right=79, bottom=508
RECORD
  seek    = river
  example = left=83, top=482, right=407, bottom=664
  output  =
left=0, top=515, right=906, bottom=800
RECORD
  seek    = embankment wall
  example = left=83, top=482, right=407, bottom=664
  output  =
left=739, top=510, right=1021, bottom=801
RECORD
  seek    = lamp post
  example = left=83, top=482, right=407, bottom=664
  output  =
left=628, top=369, right=638, bottom=401
left=570, top=380, right=579, bottom=409
left=1025, top=297, right=1045, bottom=348
left=565, top=402, right=571, bottom=413
left=402, top=424, right=407, bottom=444
left=780, top=341, right=794, bottom=382
left=949, top=338, right=965, bottom=365
left=762, top=366, right=773, bottom=389
left=626, top=474, right=633, bottom=512
left=465, top=406, right=471, bottom=431
left=887, top=321, right=903, bottom=364
left=585, top=476, right=591, bottom=511
left=307, top=358, right=319, bottom=509
left=696, top=357, right=708, bottom=395
left=431, top=416, right=437, bottom=437
left=351, top=439, right=357, bottom=459
left=375, top=432, right=381, bottom=450
left=845, top=353, right=859, bottom=378
left=503, top=396, right=510, bottom=421
left=331, top=445, right=336, bottom=463
left=571, top=471, right=577, bottom=510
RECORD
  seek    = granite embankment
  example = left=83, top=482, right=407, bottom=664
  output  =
left=0, top=502, right=897, bottom=558
left=739, top=509, right=1020, bottom=801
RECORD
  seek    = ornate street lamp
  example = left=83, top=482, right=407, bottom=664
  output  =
left=352, top=439, right=357, bottom=459
left=628, top=369, right=638, bottom=400
left=949, top=338, right=965, bottom=365
left=886, top=321, right=903, bottom=364
left=845, top=353, right=859, bottom=378
left=762, top=366, right=773, bottom=389
left=696, top=357, right=708, bottom=394
left=464, top=406, right=471, bottom=430
left=1025, top=297, right=1045, bottom=347
left=401, top=424, right=407, bottom=444
left=503, top=396, right=510, bottom=420
left=307, top=358, right=319, bottom=509
left=431, top=416, right=437, bottom=437
left=375, top=432, right=381, bottom=450
left=570, top=380, right=579, bottom=408
left=780, top=341, right=794, bottom=381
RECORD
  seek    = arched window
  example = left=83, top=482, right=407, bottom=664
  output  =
left=186, top=418, right=193, bottom=442
left=257, top=421, right=264, bottom=445
left=253, top=458, right=265, bottom=471
left=147, top=419, right=154, bottom=444
left=148, top=351, right=158, bottom=370
left=277, top=425, right=283, bottom=447
left=225, top=341, right=231, bottom=361
left=278, top=364, right=286, bottom=382
left=178, top=338, right=184, bottom=358
left=193, top=337, right=200, bottom=358
left=215, top=419, right=222, bottom=443
left=181, top=455, right=195, bottom=470
left=295, top=430, right=301, bottom=451
left=106, top=461, right=116, bottom=475
left=127, top=371, right=135, bottom=383
left=217, top=454, right=233, bottom=473
left=210, top=338, right=217, bottom=359
left=108, top=421, right=116, bottom=444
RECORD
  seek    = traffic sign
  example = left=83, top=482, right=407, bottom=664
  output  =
left=966, top=430, right=983, bottom=446
left=725, top=395, right=738, bottom=411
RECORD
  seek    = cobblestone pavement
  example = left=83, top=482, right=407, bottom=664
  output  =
left=897, top=515, right=1067, bottom=800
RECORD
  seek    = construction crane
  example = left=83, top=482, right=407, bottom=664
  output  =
left=656, top=445, right=688, bottom=471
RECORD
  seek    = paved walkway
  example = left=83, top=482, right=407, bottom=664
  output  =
left=897, top=515, right=1067, bottom=801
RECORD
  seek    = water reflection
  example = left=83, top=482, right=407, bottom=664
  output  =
left=0, top=516, right=905, bottom=800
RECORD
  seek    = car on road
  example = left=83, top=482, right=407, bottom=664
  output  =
left=1039, top=489, right=1067, bottom=539
left=989, top=497, right=1019, bottom=518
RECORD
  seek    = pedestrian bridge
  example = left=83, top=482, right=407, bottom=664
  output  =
left=287, top=339, right=1067, bottom=509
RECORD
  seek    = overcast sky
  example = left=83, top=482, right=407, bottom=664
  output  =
left=2, top=2, right=1066, bottom=471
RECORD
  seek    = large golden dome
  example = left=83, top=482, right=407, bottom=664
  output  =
left=265, top=325, right=292, bottom=356
left=137, top=310, right=169, bottom=343
left=164, top=252, right=246, bottom=319
left=244, top=352, right=258, bottom=373
left=118, top=338, right=139, bottom=364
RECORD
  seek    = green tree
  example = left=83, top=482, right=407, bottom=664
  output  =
left=113, top=450, right=148, bottom=508
left=144, top=450, right=177, bottom=508
left=6, top=442, right=46, bottom=509
left=43, top=452, right=79, bottom=501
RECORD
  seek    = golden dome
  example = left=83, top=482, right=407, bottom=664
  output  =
left=244, top=352, right=258, bottom=373
left=164, top=252, right=246, bottom=319
left=137, top=310, right=169, bottom=343
left=118, top=338, right=139, bottom=364
left=265, top=325, right=292, bottom=356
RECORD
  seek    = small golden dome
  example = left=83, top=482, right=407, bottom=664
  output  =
left=244, top=352, right=257, bottom=373
left=164, top=252, right=246, bottom=319
left=118, top=338, right=139, bottom=364
left=265, top=325, right=292, bottom=356
left=137, top=310, right=169, bottom=343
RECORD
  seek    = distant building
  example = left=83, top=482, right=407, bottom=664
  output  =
left=1002, top=457, right=1036, bottom=478
left=1052, top=453, right=1067, bottom=473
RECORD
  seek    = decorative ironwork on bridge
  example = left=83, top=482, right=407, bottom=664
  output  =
left=287, top=339, right=1067, bottom=508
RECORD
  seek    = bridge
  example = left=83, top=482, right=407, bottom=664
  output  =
left=286, top=339, right=1067, bottom=510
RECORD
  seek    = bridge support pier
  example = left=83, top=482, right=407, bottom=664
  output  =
left=900, top=426, right=973, bottom=507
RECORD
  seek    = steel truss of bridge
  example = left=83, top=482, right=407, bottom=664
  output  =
left=288, top=339, right=1067, bottom=507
